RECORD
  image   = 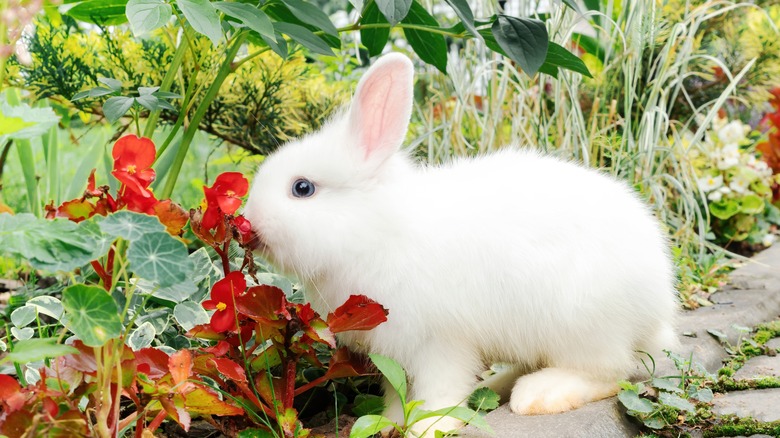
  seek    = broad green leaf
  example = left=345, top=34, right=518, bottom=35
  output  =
left=260, top=32, right=289, bottom=58
left=103, top=96, right=135, bottom=123
left=617, top=389, right=654, bottom=414
left=651, top=377, right=683, bottom=394
left=189, top=247, right=219, bottom=284
left=368, top=354, right=407, bottom=403
left=491, top=15, right=548, bottom=76
left=0, top=214, right=95, bottom=272
left=27, top=296, right=64, bottom=320
left=412, top=406, right=491, bottom=432
left=127, top=231, right=193, bottom=287
left=442, top=0, right=479, bottom=39
left=138, top=86, right=159, bottom=95
left=72, top=86, right=115, bottom=101
left=127, top=321, right=156, bottom=350
left=401, top=1, right=447, bottom=73
left=177, top=0, right=223, bottom=45
left=561, top=0, right=582, bottom=13
left=541, top=42, right=592, bottom=77
left=274, top=22, right=334, bottom=56
left=376, top=0, right=411, bottom=25
left=643, top=416, right=666, bottom=429
left=11, top=306, right=36, bottom=328
left=174, top=301, right=210, bottom=331
left=135, top=277, right=198, bottom=303
left=709, top=199, right=740, bottom=220
left=11, top=327, right=34, bottom=340
left=740, top=194, right=764, bottom=214
left=126, top=0, right=172, bottom=35
left=691, top=388, right=713, bottom=402
left=135, top=94, right=159, bottom=111
left=98, top=77, right=123, bottom=91
left=214, top=2, right=275, bottom=39
left=0, top=338, right=79, bottom=364
left=352, top=394, right=385, bottom=417
left=0, top=102, right=59, bottom=139
left=80, top=218, right=115, bottom=261
left=360, top=1, right=390, bottom=57
left=658, top=392, right=695, bottom=413
left=468, top=386, right=500, bottom=411
left=282, top=0, right=337, bottom=36
left=99, top=210, right=166, bottom=241
left=67, top=0, right=129, bottom=25
left=62, top=284, right=123, bottom=347
left=349, top=415, right=397, bottom=438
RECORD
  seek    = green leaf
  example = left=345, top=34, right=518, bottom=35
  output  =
left=360, top=1, right=390, bottom=57
left=709, top=199, right=740, bottom=220
left=401, top=1, right=447, bottom=73
left=658, top=392, right=695, bottom=413
left=376, top=0, right=411, bottom=25
left=617, top=389, right=654, bottom=414
left=0, top=102, right=60, bottom=139
left=0, top=338, right=79, bottom=365
left=177, top=0, right=223, bottom=45
left=26, top=296, right=64, bottom=320
left=413, top=406, right=491, bottom=432
left=126, top=0, right=172, bottom=35
left=442, top=0, right=479, bottom=39
left=99, top=210, right=166, bottom=241
left=352, top=394, right=385, bottom=417
left=651, top=377, right=683, bottom=394
left=67, top=0, right=129, bottom=25
left=643, top=416, right=666, bottom=429
left=214, top=2, right=275, bottom=39
left=368, top=354, right=407, bottom=403
left=282, top=0, right=338, bottom=36
left=691, top=388, right=713, bottom=402
left=541, top=42, right=592, bottom=77
left=274, top=22, right=334, bottom=56
left=349, top=415, right=397, bottom=438
left=98, top=77, right=123, bottom=91
left=127, top=231, right=194, bottom=287
left=80, top=218, right=115, bottom=261
left=62, top=284, right=123, bottom=347
left=237, top=429, right=276, bottom=438
left=260, top=32, right=289, bottom=58
left=72, top=86, right=115, bottom=101
left=11, top=327, right=34, bottom=340
left=11, top=306, right=36, bottom=328
left=103, top=96, right=135, bottom=123
left=491, top=15, right=548, bottom=76
left=135, top=94, right=160, bottom=111
left=174, top=301, right=210, bottom=331
left=739, top=194, right=764, bottom=214
left=467, top=386, right=500, bottom=412
left=0, top=214, right=96, bottom=272
left=135, top=277, right=198, bottom=302
left=189, top=247, right=219, bottom=284
left=126, top=321, right=156, bottom=350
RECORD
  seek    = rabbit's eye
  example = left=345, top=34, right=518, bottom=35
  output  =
left=292, top=178, right=315, bottom=198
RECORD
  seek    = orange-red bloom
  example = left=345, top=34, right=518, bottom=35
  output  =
left=202, top=272, right=246, bottom=332
left=202, top=173, right=249, bottom=230
left=112, top=135, right=156, bottom=197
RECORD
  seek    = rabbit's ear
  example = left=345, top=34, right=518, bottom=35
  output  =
left=348, top=53, right=414, bottom=163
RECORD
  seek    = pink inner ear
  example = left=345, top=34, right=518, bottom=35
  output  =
left=351, top=57, right=413, bottom=161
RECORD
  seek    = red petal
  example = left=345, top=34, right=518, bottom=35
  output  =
left=327, top=295, right=389, bottom=334
left=216, top=195, right=243, bottom=216
left=153, top=200, right=189, bottom=236
left=210, top=308, right=237, bottom=332
left=213, top=172, right=249, bottom=197
left=211, top=272, right=247, bottom=301
left=112, top=135, right=156, bottom=170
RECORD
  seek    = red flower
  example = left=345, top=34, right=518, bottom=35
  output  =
left=112, top=135, right=156, bottom=197
left=232, top=215, right=253, bottom=244
left=202, top=272, right=247, bottom=332
left=202, top=172, right=249, bottom=230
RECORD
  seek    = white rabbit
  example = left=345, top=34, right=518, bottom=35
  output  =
left=243, top=53, right=678, bottom=437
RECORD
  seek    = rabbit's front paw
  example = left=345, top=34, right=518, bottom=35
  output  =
left=509, top=367, right=618, bottom=415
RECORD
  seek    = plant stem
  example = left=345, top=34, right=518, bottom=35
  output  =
left=143, top=27, right=191, bottom=140
left=159, top=31, right=248, bottom=199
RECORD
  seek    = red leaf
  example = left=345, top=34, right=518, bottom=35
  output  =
left=180, top=384, right=244, bottom=416
left=56, top=198, right=96, bottom=222
left=60, top=341, right=96, bottom=374
left=0, top=409, right=33, bottom=437
left=169, top=350, right=193, bottom=392
left=327, top=295, right=389, bottom=333
left=323, top=348, right=370, bottom=380
left=153, top=200, right=189, bottom=236
left=136, top=348, right=170, bottom=379
left=186, top=324, right=226, bottom=340
left=211, top=358, right=247, bottom=383
left=43, top=397, right=60, bottom=418
left=159, top=396, right=192, bottom=432
left=0, top=374, right=26, bottom=412
left=202, top=340, right=231, bottom=357
left=236, top=285, right=290, bottom=322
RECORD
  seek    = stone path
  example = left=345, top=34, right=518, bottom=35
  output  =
left=460, top=244, right=780, bottom=437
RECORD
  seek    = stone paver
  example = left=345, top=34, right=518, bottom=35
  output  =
left=459, top=244, right=780, bottom=437
left=711, top=388, right=780, bottom=422
left=733, top=355, right=780, bottom=380
left=766, top=338, right=780, bottom=351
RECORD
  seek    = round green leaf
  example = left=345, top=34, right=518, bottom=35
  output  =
left=62, top=284, right=123, bottom=347
left=617, top=389, right=655, bottom=414
left=126, top=321, right=156, bottom=350
left=173, top=301, right=210, bottom=331
left=491, top=15, right=549, bottom=76
left=128, top=231, right=193, bottom=287
left=99, top=210, right=165, bottom=241
left=135, top=278, right=198, bottom=303
left=177, top=0, right=223, bottom=46
left=11, top=306, right=36, bottom=328
left=401, top=1, right=447, bottom=73
left=126, top=0, right=172, bottom=36
left=658, top=392, right=695, bottom=413
left=709, top=199, right=740, bottom=220
left=11, top=327, right=34, bottom=341
left=468, top=386, right=500, bottom=412
left=739, top=194, right=765, bottom=214
left=103, top=96, right=135, bottom=123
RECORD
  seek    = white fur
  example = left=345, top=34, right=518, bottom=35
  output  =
left=244, top=53, right=678, bottom=437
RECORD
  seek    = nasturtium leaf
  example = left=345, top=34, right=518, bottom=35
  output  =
left=401, top=1, right=447, bottom=73
left=0, top=338, right=79, bottom=364
left=542, top=41, right=592, bottom=78
left=349, top=415, right=397, bottom=438
left=709, top=200, right=740, bottom=220
left=274, top=22, right=334, bottom=56
left=352, top=394, right=385, bottom=417
left=79, top=218, right=115, bottom=261
left=135, top=277, right=198, bottom=303
left=491, top=15, right=548, bottom=76
left=368, top=354, right=407, bottom=403
left=127, top=321, right=156, bottom=350
left=126, top=0, right=172, bottom=36
left=282, top=0, right=337, bottom=36
left=0, top=102, right=59, bottom=139
left=62, top=284, right=123, bottom=347
left=617, top=389, right=654, bottom=414
left=127, top=231, right=193, bottom=287
left=10, top=327, right=34, bottom=340
left=468, top=386, right=500, bottom=411
left=66, top=0, right=129, bottom=25
left=177, top=0, right=223, bottom=46
left=442, top=0, right=480, bottom=39
left=376, top=0, right=411, bottom=25
left=0, top=214, right=95, bottom=273
left=174, top=301, right=209, bottom=331
left=10, top=306, right=36, bottom=328
left=99, top=210, right=165, bottom=241
left=360, top=1, right=390, bottom=57
left=214, top=2, right=275, bottom=39
left=658, top=392, right=695, bottom=413
left=103, top=96, right=135, bottom=123
left=27, top=296, right=64, bottom=320
left=72, top=86, right=115, bottom=101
